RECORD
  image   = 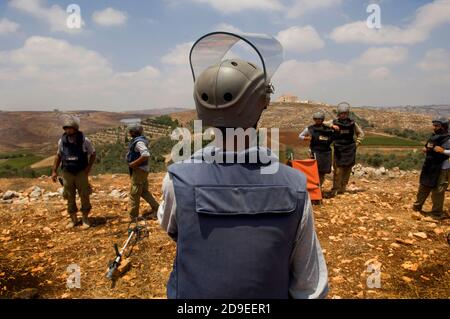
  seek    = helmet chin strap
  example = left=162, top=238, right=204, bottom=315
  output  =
left=435, top=128, right=445, bottom=135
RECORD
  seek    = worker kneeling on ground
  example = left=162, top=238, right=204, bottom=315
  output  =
left=299, top=111, right=334, bottom=189
left=158, top=32, right=328, bottom=299
left=413, top=117, right=450, bottom=219
left=126, top=124, right=160, bottom=221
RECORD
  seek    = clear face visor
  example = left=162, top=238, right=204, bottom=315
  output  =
left=189, top=32, right=284, bottom=84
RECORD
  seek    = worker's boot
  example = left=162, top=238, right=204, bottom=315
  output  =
left=429, top=211, right=446, bottom=220
left=66, top=214, right=78, bottom=229
left=81, top=213, right=91, bottom=230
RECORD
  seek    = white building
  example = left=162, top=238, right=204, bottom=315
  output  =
left=277, top=94, right=300, bottom=103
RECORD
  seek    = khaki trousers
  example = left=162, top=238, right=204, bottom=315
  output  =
left=62, top=170, right=92, bottom=217
left=129, top=168, right=159, bottom=218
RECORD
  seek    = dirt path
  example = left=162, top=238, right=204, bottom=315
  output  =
left=30, top=156, right=55, bottom=169
left=0, top=172, right=448, bottom=299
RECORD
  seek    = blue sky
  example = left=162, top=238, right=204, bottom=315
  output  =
left=0, top=0, right=449, bottom=111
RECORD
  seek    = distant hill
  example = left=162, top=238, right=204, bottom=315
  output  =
left=369, top=105, right=450, bottom=118
left=0, top=103, right=437, bottom=155
left=125, top=107, right=193, bottom=115
left=258, top=102, right=434, bottom=132
left=0, top=110, right=155, bottom=154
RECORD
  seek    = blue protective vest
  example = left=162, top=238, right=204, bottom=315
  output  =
left=61, top=131, right=88, bottom=174
left=166, top=150, right=307, bottom=299
left=127, top=136, right=149, bottom=168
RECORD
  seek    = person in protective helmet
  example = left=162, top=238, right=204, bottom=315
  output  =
left=299, top=111, right=334, bottom=188
left=325, top=102, right=364, bottom=196
left=158, top=36, right=328, bottom=299
left=51, top=115, right=96, bottom=229
left=413, top=117, right=450, bottom=219
left=126, top=123, right=159, bottom=221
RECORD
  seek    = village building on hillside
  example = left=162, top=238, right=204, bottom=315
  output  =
left=277, top=94, right=300, bottom=103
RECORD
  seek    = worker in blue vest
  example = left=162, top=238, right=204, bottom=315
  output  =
left=157, top=33, right=328, bottom=299
left=52, top=115, right=96, bottom=230
left=126, top=124, right=159, bottom=220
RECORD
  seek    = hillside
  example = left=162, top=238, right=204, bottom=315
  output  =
left=0, top=108, right=189, bottom=154
left=0, top=103, right=439, bottom=155
left=0, top=103, right=444, bottom=178
left=0, top=171, right=448, bottom=299
left=169, top=102, right=437, bottom=133
left=372, top=105, right=450, bottom=118
left=259, top=102, right=434, bottom=132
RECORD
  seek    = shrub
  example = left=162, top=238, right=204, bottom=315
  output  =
left=357, top=151, right=424, bottom=170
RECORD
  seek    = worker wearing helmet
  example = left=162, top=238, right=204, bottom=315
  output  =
left=158, top=33, right=328, bottom=299
left=413, top=117, right=450, bottom=219
left=51, top=115, right=96, bottom=230
left=325, top=102, right=364, bottom=196
left=299, top=111, right=334, bottom=188
left=126, top=123, right=159, bottom=221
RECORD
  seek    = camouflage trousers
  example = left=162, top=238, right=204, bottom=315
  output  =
left=129, top=168, right=159, bottom=218
left=414, top=169, right=449, bottom=213
left=62, top=170, right=92, bottom=217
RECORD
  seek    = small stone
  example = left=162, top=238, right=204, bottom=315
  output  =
left=2, top=191, right=20, bottom=200
left=402, top=276, right=413, bottom=283
left=332, top=276, right=345, bottom=284
left=109, top=190, right=122, bottom=198
left=395, top=238, right=414, bottom=245
left=413, top=232, right=427, bottom=239
left=29, top=187, right=42, bottom=199
left=401, top=261, right=419, bottom=271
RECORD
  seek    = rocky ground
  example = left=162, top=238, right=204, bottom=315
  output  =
left=0, top=167, right=449, bottom=299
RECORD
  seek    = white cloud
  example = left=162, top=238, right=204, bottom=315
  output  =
left=355, top=46, right=409, bottom=66
left=213, top=23, right=242, bottom=34
left=0, top=37, right=195, bottom=110
left=330, top=0, right=450, bottom=45
left=190, top=0, right=284, bottom=13
left=161, top=42, right=194, bottom=66
left=0, top=18, right=20, bottom=35
left=368, top=67, right=391, bottom=80
left=179, top=0, right=342, bottom=17
left=287, top=0, right=342, bottom=18
left=414, top=0, right=450, bottom=31
left=274, top=59, right=352, bottom=88
left=92, top=7, right=128, bottom=27
left=417, top=48, right=450, bottom=71
left=1, top=37, right=112, bottom=81
left=276, top=26, right=324, bottom=53
left=329, top=21, right=428, bottom=45
left=9, top=0, right=83, bottom=34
